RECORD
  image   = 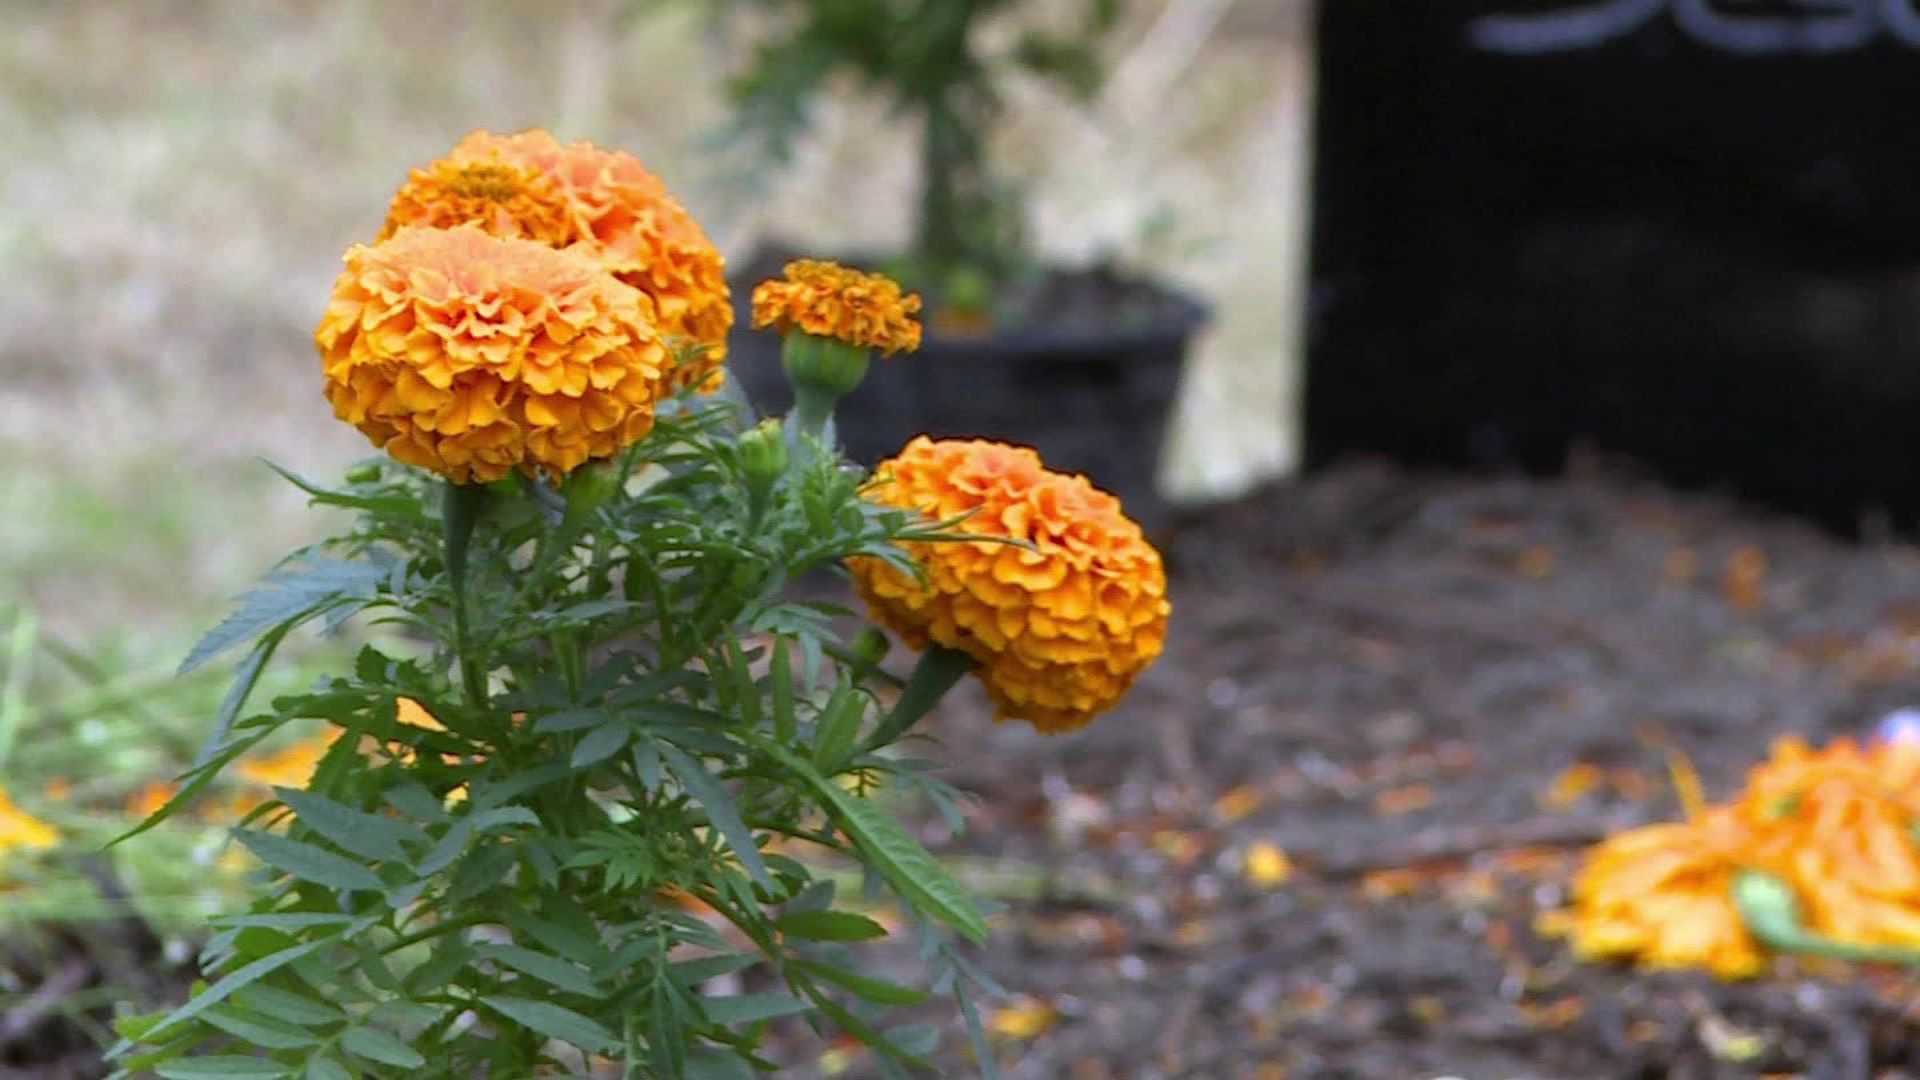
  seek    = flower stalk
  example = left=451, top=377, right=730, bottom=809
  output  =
left=442, top=479, right=489, bottom=711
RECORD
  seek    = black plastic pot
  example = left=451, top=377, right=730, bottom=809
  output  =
left=723, top=248, right=1208, bottom=529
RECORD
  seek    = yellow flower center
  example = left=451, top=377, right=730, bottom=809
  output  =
left=445, top=163, right=532, bottom=201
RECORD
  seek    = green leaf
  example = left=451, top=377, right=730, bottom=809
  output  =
left=201, top=1005, right=320, bottom=1050
left=155, top=1059, right=291, bottom=1079
left=669, top=953, right=758, bottom=987
left=797, top=959, right=930, bottom=1006
left=274, top=787, right=420, bottom=864
left=770, top=635, right=796, bottom=742
left=778, top=747, right=987, bottom=944
left=232, top=984, right=345, bottom=1028
left=811, top=681, right=865, bottom=770
left=479, top=995, right=617, bottom=1054
left=571, top=721, right=631, bottom=768
left=111, top=938, right=331, bottom=1053
left=235, top=831, right=386, bottom=893
left=304, top=1058, right=353, bottom=1080
left=210, top=913, right=358, bottom=933
left=340, top=1024, right=426, bottom=1067
left=775, top=910, right=889, bottom=942
left=265, top=459, right=426, bottom=519
left=701, top=992, right=812, bottom=1026
left=658, top=742, right=770, bottom=889
left=472, top=942, right=601, bottom=997
left=181, top=558, right=384, bottom=675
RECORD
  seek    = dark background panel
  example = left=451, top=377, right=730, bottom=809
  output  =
left=1306, top=0, right=1920, bottom=534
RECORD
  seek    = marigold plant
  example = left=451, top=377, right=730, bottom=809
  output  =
left=383, top=129, right=733, bottom=393
left=849, top=436, right=1170, bottom=734
left=114, top=132, right=1166, bottom=1078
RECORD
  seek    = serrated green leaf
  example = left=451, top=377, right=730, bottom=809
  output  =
left=571, top=721, right=631, bottom=768
left=472, top=942, right=600, bottom=997
left=181, top=558, right=384, bottom=675
left=701, top=992, right=812, bottom=1026
left=775, top=910, right=889, bottom=942
left=110, top=939, right=330, bottom=1054
left=202, top=1005, right=318, bottom=1050
left=381, top=783, right=447, bottom=824
left=773, top=746, right=987, bottom=944
left=479, top=995, right=617, bottom=1054
left=232, top=984, right=345, bottom=1028
left=811, top=681, right=865, bottom=770
left=340, top=1024, right=425, bottom=1067
left=797, top=959, right=929, bottom=1005
left=274, top=787, right=420, bottom=863
left=235, top=830, right=385, bottom=893
left=210, top=913, right=358, bottom=934
left=155, top=1059, right=291, bottom=1079
left=658, top=742, right=769, bottom=889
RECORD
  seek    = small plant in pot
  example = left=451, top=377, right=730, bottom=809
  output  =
left=714, top=0, right=1208, bottom=526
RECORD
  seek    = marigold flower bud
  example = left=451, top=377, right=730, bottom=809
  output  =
left=738, top=418, right=790, bottom=483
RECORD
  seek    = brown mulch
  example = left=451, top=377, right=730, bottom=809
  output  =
left=880, top=457, right=1920, bottom=1079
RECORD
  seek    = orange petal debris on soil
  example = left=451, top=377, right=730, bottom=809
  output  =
left=1722, top=544, right=1768, bottom=613
left=1242, top=841, right=1292, bottom=887
left=1544, top=732, right=1920, bottom=979
left=988, top=995, right=1059, bottom=1041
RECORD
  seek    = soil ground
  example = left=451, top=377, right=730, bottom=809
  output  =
left=21, top=459, right=1920, bottom=1078
left=888, top=458, right=1920, bottom=1079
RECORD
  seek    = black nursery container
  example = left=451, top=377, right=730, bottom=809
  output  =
left=724, top=251, right=1207, bottom=530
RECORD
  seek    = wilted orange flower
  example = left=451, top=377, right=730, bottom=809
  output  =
left=382, top=130, right=732, bottom=392
left=849, top=437, right=1169, bottom=733
left=751, top=260, right=922, bottom=355
left=0, top=787, right=59, bottom=853
left=1550, top=734, right=1920, bottom=978
left=316, top=224, right=671, bottom=483
left=1543, top=808, right=1767, bottom=980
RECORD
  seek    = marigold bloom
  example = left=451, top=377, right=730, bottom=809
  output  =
left=751, top=260, right=923, bottom=355
left=235, top=736, right=334, bottom=792
left=1542, top=809, right=1767, bottom=980
left=849, top=437, right=1169, bottom=733
left=1548, top=735, right=1920, bottom=978
left=316, top=224, right=671, bottom=484
left=382, top=130, right=732, bottom=392
left=0, top=788, right=59, bottom=853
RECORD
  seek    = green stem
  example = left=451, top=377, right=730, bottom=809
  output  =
left=789, top=385, right=836, bottom=446
left=861, top=645, right=975, bottom=753
left=443, top=481, right=490, bottom=712
left=1735, top=869, right=1920, bottom=965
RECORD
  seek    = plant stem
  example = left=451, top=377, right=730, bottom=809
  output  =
left=443, top=481, right=490, bottom=712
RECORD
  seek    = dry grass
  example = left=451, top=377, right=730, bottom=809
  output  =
left=0, top=0, right=1307, bottom=640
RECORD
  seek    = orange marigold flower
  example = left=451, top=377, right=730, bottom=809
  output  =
left=378, top=156, right=573, bottom=248
left=0, top=787, right=59, bottom=853
left=316, top=224, right=672, bottom=484
left=751, top=260, right=923, bottom=355
left=1544, top=808, right=1768, bottom=980
left=382, top=130, right=733, bottom=393
left=848, top=437, right=1169, bottom=734
left=235, top=735, right=335, bottom=792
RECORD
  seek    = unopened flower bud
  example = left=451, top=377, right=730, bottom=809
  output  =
left=851, top=627, right=891, bottom=667
left=738, top=418, right=789, bottom=483
left=344, top=461, right=383, bottom=485
left=564, top=460, right=622, bottom=518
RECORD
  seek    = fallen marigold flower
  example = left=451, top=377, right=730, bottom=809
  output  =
left=0, top=787, right=59, bottom=853
left=316, top=224, right=671, bottom=484
left=234, top=735, right=335, bottom=793
left=849, top=437, right=1169, bottom=733
left=382, top=129, right=732, bottom=393
left=751, top=260, right=922, bottom=355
